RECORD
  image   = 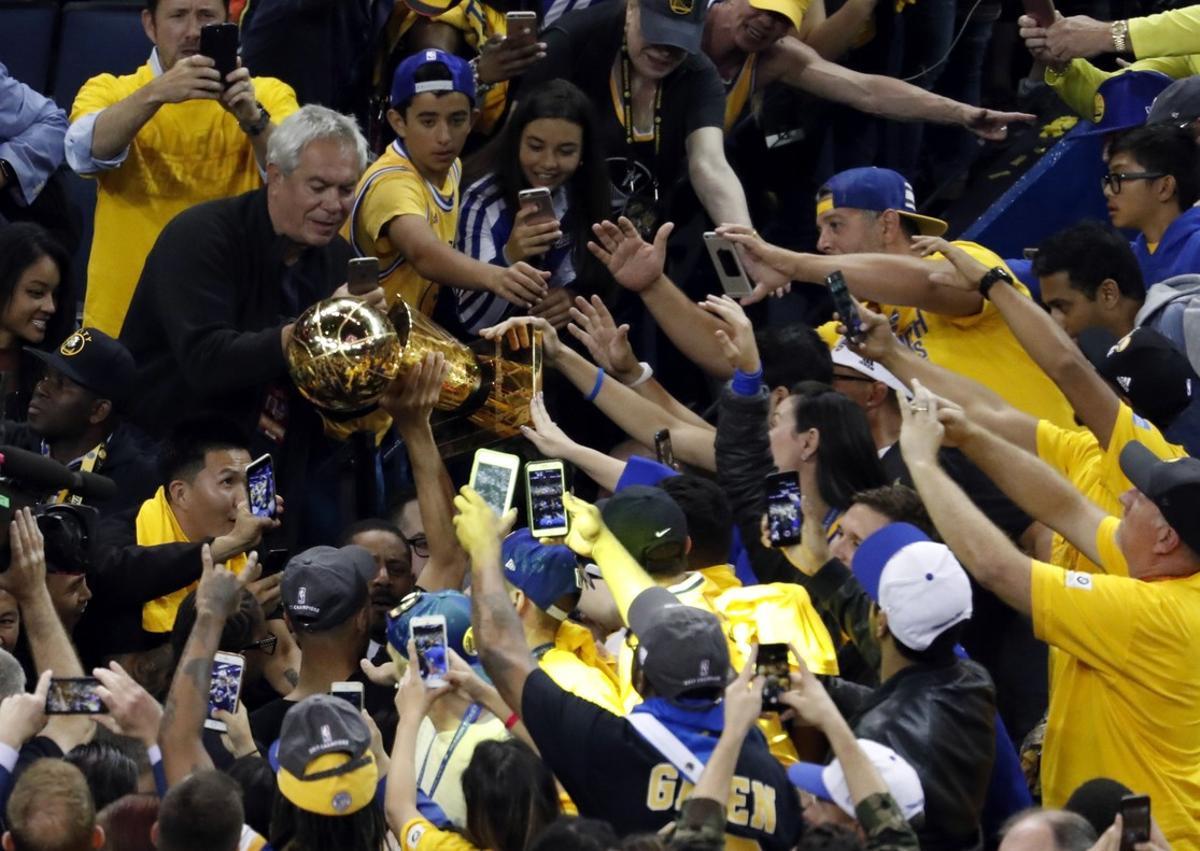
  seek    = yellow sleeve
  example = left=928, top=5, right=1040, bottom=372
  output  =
left=359, top=170, right=429, bottom=246
left=1030, top=542, right=1140, bottom=670
left=1047, top=58, right=1195, bottom=120
left=400, top=818, right=480, bottom=851
left=918, top=242, right=1022, bottom=330
left=1036, top=418, right=1100, bottom=488
left=1129, top=7, right=1200, bottom=59
left=254, top=77, right=301, bottom=122
left=69, top=73, right=123, bottom=121
left=1098, top=403, right=1187, bottom=501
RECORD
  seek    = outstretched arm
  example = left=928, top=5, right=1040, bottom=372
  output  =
left=687, top=127, right=754, bottom=228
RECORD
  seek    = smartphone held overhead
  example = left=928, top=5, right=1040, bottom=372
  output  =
left=469, top=448, right=520, bottom=516
left=411, top=614, right=450, bottom=688
left=205, top=651, right=245, bottom=732
left=527, top=459, right=568, bottom=538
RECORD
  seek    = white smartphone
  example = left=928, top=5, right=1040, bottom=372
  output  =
left=517, top=187, right=556, bottom=224
left=505, top=10, right=538, bottom=46
left=469, top=448, right=521, bottom=517
left=330, top=680, right=365, bottom=711
left=526, top=459, right=568, bottom=538
left=205, top=651, right=246, bottom=732
left=410, top=614, right=450, bottom=688
left=245, top=453, right=276, bottom=519
left=704, top=232, right=754, bottom=298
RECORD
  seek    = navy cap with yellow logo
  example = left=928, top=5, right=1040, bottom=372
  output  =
left=638, top=0, right=707, bottom=54
left=25, top=327, right=136, bottom=405
left=1078, top=70, right=1173, bottom=137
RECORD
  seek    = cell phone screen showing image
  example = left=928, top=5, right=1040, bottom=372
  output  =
left=529, top=466, right=566, bottom=534
left=208, top=658, right=244, bottom=719
left=473, top=462, right=516, bottom=516
left=412, top=621, right=450, bottom=685
left=654, top=429, right=675, bottom=469
left=45, top=678, right=106, bottom=714
left=247, top=456, right=275, bottom=519
left=766, top=472, right=801, bottom=546
left=756, top=643, right=790, bottom=709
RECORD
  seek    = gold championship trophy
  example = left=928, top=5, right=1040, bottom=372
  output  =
left=286, top=297, right=541, bottom=456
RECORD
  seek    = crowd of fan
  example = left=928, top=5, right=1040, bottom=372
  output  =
left=4, top=0, right=1200, bottom=849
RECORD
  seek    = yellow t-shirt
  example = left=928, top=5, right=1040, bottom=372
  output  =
left=343, top=138, right=461, bottom=316
left=1032, top=522, right=1200, bottom=851
left=70, top=64, right=298, bottom=337
left=400, top=818, right=479, bottom=851
left=538, top=619, right=624, bottom=716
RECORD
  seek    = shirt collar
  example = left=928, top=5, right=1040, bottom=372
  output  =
left=149, top=48, right=164, bottom=77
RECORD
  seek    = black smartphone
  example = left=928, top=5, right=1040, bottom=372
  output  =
left=199, top=22, right=239, bottom=87
left=1021, top=0, right=1056, bottom=27
left=45, top=677, right=107, bottom=714
left=654, top=429, right=675, bottom=470
left=757, top=643, right=790, bottom=710
left=765, top=471, right=801, bottom=547
left=826, top=271, right=863, bottom=342
left=1119, top=795, right=1151, bottom=851
left=246, top=454, right=275, bottom=519
left=347, top=257, right=380, bottom=295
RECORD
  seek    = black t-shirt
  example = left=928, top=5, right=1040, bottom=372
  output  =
left=520, top=670, right=802, bottom=848
left=519, top=2, right=726, bottom=222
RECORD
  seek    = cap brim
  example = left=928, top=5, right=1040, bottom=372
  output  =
left=1118, top=441, right=1160, bottom=496
left=746, top=0, right=802, bottom=29
left=23, top=348, right=91, bottom=394
left=638, top=7, right=703, bottom=53
left=1074, top=119, right=1144, bottom=137
left=896, top=211, right=948, bottom=237
left=627, top=586, right=679, bottom=638
left=788, top=762, right=834, bottom=801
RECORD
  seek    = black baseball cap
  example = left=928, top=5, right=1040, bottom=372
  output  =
left=282, top=545, right=374, bottom=632
left=273, top=695, right=378, bottom=816
left=1119, top=442, right=1200, bottom=555
left=628, top=586, right=729, bottom=700
left=601, top=486, right=688, bottom=573
left=1099, top=327, right=1197, bottom=429
left=1149, top=76, right=1200, bottom=128
left=25, top=328, right=136, bottom=405
left=637, top=0, right=706, bottom=54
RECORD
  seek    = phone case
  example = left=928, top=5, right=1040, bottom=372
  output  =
left=704, top=234, right=753, bottom=297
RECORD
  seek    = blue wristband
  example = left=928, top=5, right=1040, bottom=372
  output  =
left=586, top=368, right=606, bottom=402
left=731, top=366, right=763, bottom=396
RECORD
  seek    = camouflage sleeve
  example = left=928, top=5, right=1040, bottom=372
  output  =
left=857, top=792, right=920, bottom=851
left=667, top=797, right=727, bottom=851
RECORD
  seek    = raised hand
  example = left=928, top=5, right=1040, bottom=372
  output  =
left=93, top=661, right=163, bottom=747
left=778, top=653, right=839, bottom=729
left=196, top=546, right=260, bottom=622
left=506, top=203, right=562, bottom=264
left=479, top=314, right=562, bottom=363
left=587, top=218, right=671, bottom=293
left=698, top=294, right=760, bottom=374
left=147, top=55, right=222, bottom=106
left=528, top=287, right=575, bottom=330
left=568, top=295, right=639, bottom=380
left=488, top=262, right=551, bottom=309
left=898, top=379, right=947, bottom=466
left=218, top=62, right=262, bottom=126
left=380, top=352, right=449, bottom=432
left=519, top=392, right=580, bottom=459
left=562, top=491, right=604, bottom=558
left=723, top=654, right=766, bottom=736
left=2, top=508, right=47, bottom=602
left=0, top=669, right=50, bottom=748
left=452, top=487, right=516, bottom=561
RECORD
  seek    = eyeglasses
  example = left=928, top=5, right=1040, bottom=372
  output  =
left=240, top=634, right=277, bottom=655
left=404, top=534, right=429, bottom=558
left=1102, top=171, right=1167, bottom=194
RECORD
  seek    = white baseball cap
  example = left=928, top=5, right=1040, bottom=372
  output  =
left=851, top=523, right=972, bottom=651
left=831, top=339, right=912, bottom=399
left=788, top=739, right=925, bottom=821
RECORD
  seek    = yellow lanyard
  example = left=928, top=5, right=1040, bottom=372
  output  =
left=49, top=441, right=106, bottom=505
left=619, top=46, right=663, bottom=155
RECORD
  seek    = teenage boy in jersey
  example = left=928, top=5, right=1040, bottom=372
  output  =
left=344, top=49, right=549, bottom=318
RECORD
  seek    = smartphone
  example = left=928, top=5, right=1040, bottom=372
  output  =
left=1119, top=795, right=1151, bottom=851
left=765, top=471, right=802, bottom=547
left=505, top=10, right=538, bottom=46
left=654, top=429, right=675, bottom=470
left=1021, top=0, right=1056, bottom=27
left=245, top=453, right=276, bottom=519
left=347, top=257, right=380, bottom=296
left=826, top=270, right=863, bottom=342
left=526, top=459, right=568, bottom=538
left=757, top=643, right=790, bottom=710
left=411, top=614, right=450, bottom=688
left=199, top=22, right=239, bottom=87
left=330, top=681, right=365, bottom=712
left=45, top=677, right=106, bottom=715
left=704, top=232, right=754, bottom=298
left=469, top=448, right=521, bottom=517
left=517, top=187, right=556, bottom=224
left=204, top=651, right=245, bottom=732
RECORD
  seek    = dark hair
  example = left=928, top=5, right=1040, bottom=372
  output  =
left=171, top=587, right=262, bottom=662
left=659, top=475, right=732, bottom=569
left=465, top=79, right=610, bottom=297
left=998, top=808, right=1098, bottom=851
left=529, top=817, right=620, bottom=851
left=1033, top=221, right=1146, bottom=301
left=340, top=518, right=408, bottom=548
left=757, top=324, right=833, bottom=390
left=0, top=222, right=74, bottom=350
left=891, top=620, right=964, bottom=666
left=269, top=794, right=389, bottom=851
left=158, top=415, right=249, bottom=487
left=1109, top=124, right=1200, bottom=209
left=462, top=740, right=560, bottom=851
left=147, top=0, right=230, bottom=13
left=796, top=823, right=864, bottom=851
left=790, top=382, right=886, bottom=510
left=157, top=771, right=245, bottom=851
left=97, top=794, right=159, bottom=851
left=849, top=484, right=936, bottom=539
left=63, top=741, right=138, bottom=812
left=394, top=61, right=456, bottom=114
left=227, top=756, right=277, bottom=840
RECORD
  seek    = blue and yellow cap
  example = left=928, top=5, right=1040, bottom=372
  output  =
left=817, top=167, right=947, bottom=237
left=390, top=48, right=476, bottom=108
left=501, top=529, right=580, bottom=620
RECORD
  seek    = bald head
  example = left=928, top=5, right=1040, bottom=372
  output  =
left=999, top=809, right=1097, bottom=851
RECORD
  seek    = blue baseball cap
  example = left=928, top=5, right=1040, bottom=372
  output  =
left=385, top=589, right=481, bottom=669
left=817, top=167, right=948, bottom=237
left=390, top=49, right=476, bottom=108
left=1079, top=70, right=1173, bottom=137
left=501, top=529, right=580, bottom=621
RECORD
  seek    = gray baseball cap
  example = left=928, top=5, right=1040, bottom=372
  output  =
left=282, top=545, right=374, bottom=632
left=1149, top=76, right=1200, bottom=127
left=628, top=586, right=729, bottom=700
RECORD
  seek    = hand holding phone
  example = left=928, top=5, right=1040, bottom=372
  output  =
left=518, top=188, right=556, bottom=224
left=527, top=460, right=568, bottom=538
left=1119, top=795, right=1151, bottom=851
left=505, top=11, right=539, bottom=47
left=331, top=681, right=365, bottom=711
left=347, top=257, right=380, bottom=296
left=411, top=615, right=450, bottom=688
left=826, top=271, right=863, bottom=342
left=704, top=232, right=754, bottom=298
left=469, top=449, right=521, bottom=517
left=756, top=644, right=790, bottom=710
left=45, top=678, right=107, bottom=714
left=205, top=652, right=245, bottom=732
left=199, top=23, right=239, bottom=87
left=765, top=472, right=801, bottom=547
left=246, top=454, right=276, bottom=519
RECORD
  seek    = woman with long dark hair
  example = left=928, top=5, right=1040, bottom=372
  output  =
left=456, top=78, right=610, bottom=335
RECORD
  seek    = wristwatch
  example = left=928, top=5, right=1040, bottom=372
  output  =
left=978, top=266, right=1014, bottom=300
left=239, top=102, right=271, bottom=137
left=1111, top=19, right=1130, bottom=53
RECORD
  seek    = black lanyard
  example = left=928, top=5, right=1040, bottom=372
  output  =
left=619, top=45, right=663, bottom=156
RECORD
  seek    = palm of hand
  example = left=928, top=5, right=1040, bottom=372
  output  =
left=611, top=242, right=662, bottom=291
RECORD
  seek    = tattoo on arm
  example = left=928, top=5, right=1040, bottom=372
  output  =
left=283, top=668, right=299, bottom=687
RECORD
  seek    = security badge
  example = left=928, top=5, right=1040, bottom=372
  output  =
left=60, top=330, right=91, bottom=357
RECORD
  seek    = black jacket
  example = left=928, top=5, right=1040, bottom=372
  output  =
left=830, top=661, right=997, bottom=851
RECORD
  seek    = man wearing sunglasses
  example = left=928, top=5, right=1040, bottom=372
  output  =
left=1103, top=124, right=1200, bottom=287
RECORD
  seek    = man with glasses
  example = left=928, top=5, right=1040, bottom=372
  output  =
left=1103, top=124, right=1200, bottom=286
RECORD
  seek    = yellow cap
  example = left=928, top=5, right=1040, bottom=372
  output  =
left=748, top=0, right=805, bottom=32
left=277, top=752, right=378, bottom=816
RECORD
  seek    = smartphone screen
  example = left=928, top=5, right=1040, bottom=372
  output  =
left=330, top=682, right=365, bottom=712
left=471, top=457, right=518, bottom=516
left=246, top=454, right=275, bottom=519
left=766, top=472, right=802, bottom=547
left=45, top=677, right=106, bottom=714
left=756, top=643, right=790, bottom=709
left=205, top=654, right=245, bottom=731
left=528, top=464, right=567, bottom=537
left=412, top=618, right=450, bottom=687
left=654, top=429, right=675, bottom=469
left=199, top=22, right=239, bottom=86
left=347, top=257, right=380, bottom=295
left=1119, top=795, right=1151, bottom=851
left=826, top=271, right=863, bottom=340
